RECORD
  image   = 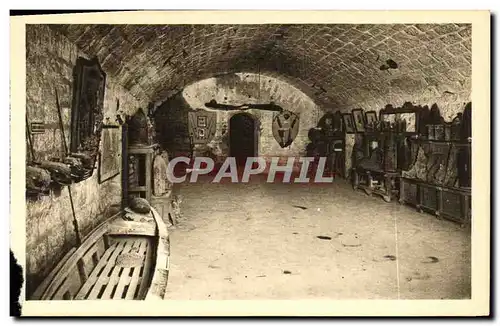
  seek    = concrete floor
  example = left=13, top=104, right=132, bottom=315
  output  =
left=164, top=175, right=471, bottom=300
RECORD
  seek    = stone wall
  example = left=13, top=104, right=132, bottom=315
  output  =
left=25, top=25, right=146, bottom=296
left=154, top=73, right=322, bottom=163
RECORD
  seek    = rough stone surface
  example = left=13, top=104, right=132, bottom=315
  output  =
left=25, top=25, right=146, bottom=296
left=50, top=24, right=471, bottom=112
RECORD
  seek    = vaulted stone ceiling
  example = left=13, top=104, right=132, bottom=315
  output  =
left=49, top=23, right=471, bottom=109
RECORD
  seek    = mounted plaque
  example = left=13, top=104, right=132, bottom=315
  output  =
left=272, top=110, right=300, bottom=148
left=188, top=110, right=217, bottom=144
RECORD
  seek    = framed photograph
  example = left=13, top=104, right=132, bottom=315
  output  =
left=365, top=111, right=378, bottom=126
left=318, top=112, right=334, bottom=129
left=197, top=116, right=207, bottom=127
left=399, top=112, right=417, bottom=132
left=197, top=128, right=205, bottom=138
left=352, top=109, right=366, bottom=133
left=342, top=113, right=356, bottom=134
left=379, top=104, right=420, bottom=134
left=98, top=125, right=121, bottom=184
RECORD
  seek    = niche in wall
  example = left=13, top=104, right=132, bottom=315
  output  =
left=70, top=56, right=107, bottom=172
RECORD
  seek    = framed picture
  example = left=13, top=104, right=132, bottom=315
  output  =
left=352, top=109, right=366, bottom=133
left=342, top=113, right=356, bottom=134
left=318, top=112, right=335, bottom=129
left=379, top=104, right=420, bottom=134
left=197, top=128, right=205, bottom=138
left=197, top=116, right=207, bottom=127
left=188, top=111, right=217, bottom=144
left=365, top=111, right=378, bottom=126
left=98, top=125, right=121, bottom=184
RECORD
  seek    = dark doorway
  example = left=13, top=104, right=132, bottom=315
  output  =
left=229, top=113, right=257, bottom=165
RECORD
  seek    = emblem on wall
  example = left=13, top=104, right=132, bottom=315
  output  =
left=272, top=110, right=300, bottom=148
left=188, top=110, right=217, bottom=144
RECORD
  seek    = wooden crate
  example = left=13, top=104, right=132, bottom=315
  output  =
left=419, top=183, right=439, bottom=214
left=441, top=187, right=471, bottom=225
left=399, top=177, right=418, bottom=206
left=398, top=177, right=471, bottom=227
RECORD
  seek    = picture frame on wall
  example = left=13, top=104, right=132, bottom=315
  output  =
left=352, top=108, right=366, bottom=133
left=365, top=111, right=378, bottom=126
left=198, top=128, right=205, bottom=138
left=342, top=113, right=356, bottom=134
left=98, top=125, right=121, bottom=184
left=197, top=116, right=207, bottom=127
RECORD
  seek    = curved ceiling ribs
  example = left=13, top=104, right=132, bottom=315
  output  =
left=50, top=23, right=471, bottom=109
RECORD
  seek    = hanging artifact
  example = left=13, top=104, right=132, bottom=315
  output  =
left=188, top=110, right=217, bottom=144
left=204, top=100, right=283, bottom=112
left=272, top=110, right=300, bottom=148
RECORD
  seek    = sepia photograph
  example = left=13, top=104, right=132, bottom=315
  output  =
left=10, top=9, right=490, bottom=317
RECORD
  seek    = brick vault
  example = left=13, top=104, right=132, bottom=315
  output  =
left=48, top=24, right=471, bottom=110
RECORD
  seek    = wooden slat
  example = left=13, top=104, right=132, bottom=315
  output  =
left=40, top=213, right=120, bottom=299
left=80, top=240, right=106, bottom=277
left=87, top=241, right=128, bottom=299
left=74, top=242, right=119, bottom=300
left=52, top=268, right=81, bottom=300
left=138, top=239, right=154, bottom=299
left=112, top=239, right=142, bottom=300
left=100, top=239, right=136, bottom=299
left=129, top=186, right=147, bottom=192
left=107, top=220, right=156, bottom=237
left=31, top=248, right=76, bottom=300
left=145, top=207, right=171, bottom=300
left=128, top=145, right=156, bottom=154
left=145, top=153, right=152, bottom=202
left=43, top=226, right=109, bottom=299
left=125, top=240, right=148, bottom=300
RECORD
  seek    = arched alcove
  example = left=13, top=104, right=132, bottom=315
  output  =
left=152, top=72, right=322, bottom=161
left=229, top=112, right=259, bottom=165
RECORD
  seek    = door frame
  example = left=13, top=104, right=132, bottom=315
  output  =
left=228, top=112, right=259, bottom=159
